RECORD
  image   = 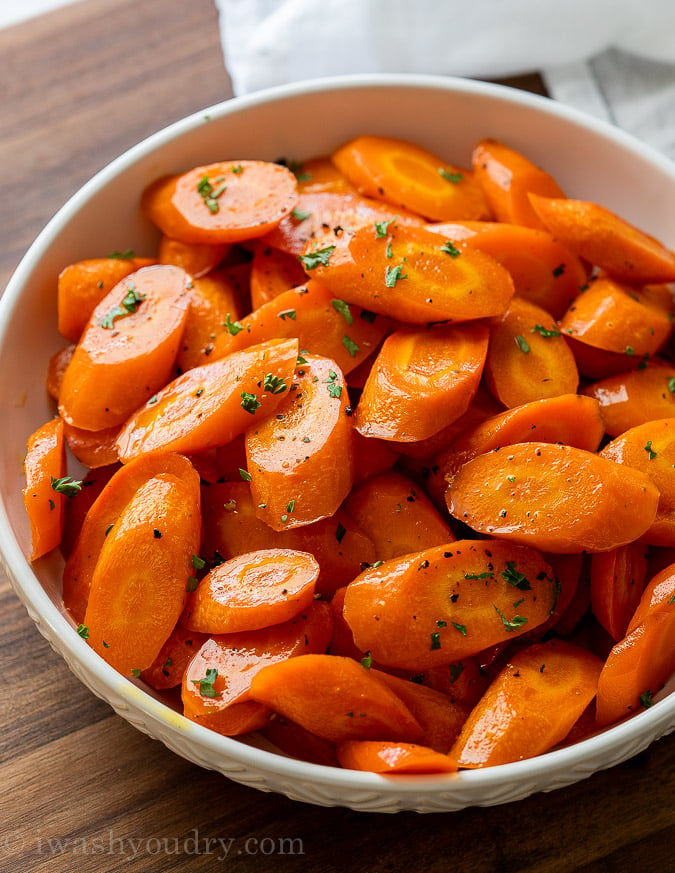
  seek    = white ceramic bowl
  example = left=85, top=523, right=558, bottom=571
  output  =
left=1, top=75, right=674, bottom=813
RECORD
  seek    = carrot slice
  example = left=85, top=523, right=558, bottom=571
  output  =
left=115, top=337, right=298, bottom=461
left=472, top=138, right=566, bottom=229
left=310, top=222, right=514, bottom=324
left=46, top=345, right=75, bottom=401
left=352, top=431, right=400, bottom=482
left=183, top=548, right=319, bottom=634
left=337, top=740, right=456, bottom=774
left=590, top=544, right=649, bottom=640
left=22, top=417, right=67, bottom=561
left=245, top=354, right=354, bottom=529
left=58, top=265, right=192, bottom=430
left=343, top=539, right=557, bottom=669
left=63, top=421, right=120, bottom=469
left=293, top=155, right=355, bottom=194
left=450, top=640, right=602, bottom=767
left=447, top=441, right=659, bottom=553
left=57, top=256, right=155, bottom=343
left=61, top=464, right=118, bottom=560
left=484, top=296, right=579, bottom=408
left=142, top=160, right=299, bottom=244
left=249, top=654, right=424, bottom=744
left=332, top=135, right=490, bottom=221
left=83, top=467, right=201, bottom=675
left=354, top=322, right=489, bottom=442
left=249, top=243, right=308, bottom=309
left=263, top=717, right=339, bottom=767
left=140, top=624, right=208, bottom=690
left=583, top=363, right=675, bottom=437
left=157, top=235, right=229, bottom=277
left=181, top=601, right=333, bottom=736
left=529, top=195, right=675, bottom=283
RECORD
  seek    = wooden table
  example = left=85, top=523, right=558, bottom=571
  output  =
left=1, top=2, right=673, bottom=870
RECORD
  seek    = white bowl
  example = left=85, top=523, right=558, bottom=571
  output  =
left=1, top=74, right=674, bottom=813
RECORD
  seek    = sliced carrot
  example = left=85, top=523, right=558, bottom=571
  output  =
left=600, top=418, right=675, bottom=545
left=419, top=656, right=490, bottom=710
left=142, top=160, right=299, bottom=244
left=352, top=431, right=400, bottom=482
left=628, top=563, right=675, bottom=630
left=63, top=421, right=120, bottom=469
left=249, top=243, right=308, bottom=309
left=157, top=235, right=229, bottom=277
left=245, top=354, right=354, bottom=530
left=310, top=222, right=514, bottom=324
left=328, top=586, right=366, bottom=660
left=590, top=543, right=649, bottom=640
left=337, top=740, right=456, bottom=774
left=293, top=155, right=355, bottom=194
left=450, top=640, right=602, bottom=767
left=140, top=624, right=208, bottom=690
left=115, top=337, right=298, bottom=461
left=181, top=601, right=333, bottom=736
left=528, top=195, right=675, bottom=283
left=58, top=265, right=192, bottom=430
left=57, top=256, right=155, bottom=343
left=343, top=539, right=557, bottom=669
left=211, top=279, right=389, bottom=375
left=201, top=482, right=375, bottom=598
left=343, top=471, right=454, bottom=561
left=354, top=322, right=489, bottom=442
left=332, top=135, right=490, bottom=221
left=183, top=548, right=319, bottom=634
left=262, top=716, right=339, bottom=767
left=447, top=442, right=659, bottom=553
left=472, top=138, right=566, bottom=229
left=248, top=654, right=424, bottom=744
left=22, top=417, right=67, bottom=561
left=83, top=467, right=202, bottom=675
left=61, top=464, right=118, bottom=560
left=583, top=363, right=675, bottom=437
left=484, top=296, right=579, bottom=408
left=46, top=345, right=75, bottom=400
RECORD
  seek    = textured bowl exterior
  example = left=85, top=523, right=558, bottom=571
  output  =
left=1, top=74, right=674, bottom=813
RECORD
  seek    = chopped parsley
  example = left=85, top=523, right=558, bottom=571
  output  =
left=438, top=168, right=463, bottom=184
left=197, top=174, right=227, bottom=214
left=50, top=476, right=83, bottom=498
left=361, top=651, right=373, bottom=669
left=645, top=440, right=657, bottom=460
left=501, top=561, right=532, bottom=590
left=452, top=622, right=467, bottom=636
left=99, top=285, right=145, bottom=329
left=494, top=605, right=528, bottom=632
left=186, top=576, right=199, bottom=592
left=440, top=241, right=461, bottom=258
left=385, top=264, right=407, bottom=287
left=298, top=246, right=335, bottom=270
left=263, top=373, right=288, bottom=394
left=278, top=309, right=296, bottom=321
left=291, top=207, right=311, bottom=221
left=76, top=624, right=89, bottom=639
left=331, top=299, right=353, bottom=325
left=107, top=248, right=135, bottom=259
left=374, top=218, right=395, bottom=238
left=640, top=689, right=654, bottom=708
left=531, top=324, right=561, bottom=338
left=192, top=667, right=220, bottom=698
left=515, top=334, right=530, bottom=353
left=191, top=555, right=206, bottom=570
left=342, top=335, right=359, bottom=357
left=430, top=632, right=442, bottom=650
left=464, top=571, right=493, bottom=580
left=240, top=391, right=261, bottom=414
left=223, top=313, right=247, bottom=335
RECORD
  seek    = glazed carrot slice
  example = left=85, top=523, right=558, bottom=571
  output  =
left=183, top=548, right=319, bottom=634
left=419, top=656, right=490, bottom=711
left=343, top=471, right=454, bottom=561
left=529, top=195, right=675, bottom=283
left=249, top=243, right=308, bottom=309
left=46, top=345, right=75, bottom=400
left=58, top=265, right=192, bottom=430
left=590, top=543, right=649, bottom=640
left=426, top=220, right=587, bottom=318
left=245, top=354, right=354, bottom=530
left=83, top=468, right=202, bottom=674
left=354, top=322, right=489, bottom=442
left=328, top=586, right=366, bottom=660
left=140, top=624, right=208, bottom=690
left=600, top=418, right=675, bottom=545
left=293, top=155, right=355, bottom=194
left=142, top=160, right=299, bottom=244
left=583, top=363, right=675, bottom=437
left=343, top=539, right=557, bottom=669
left=157, top=235, right=229, bottom=277
left=211, top=279, right=389, bottom=375
left=61, top=464, right=118, bottom=560
left=332, top=135, right=490, bottom=221
left=446, top=442, right=659, bottom=553
left=57, top=256, right=155, bottom=343
left=263, top=716, right=339, bottom=767
left=337, top=741, right=456, bottom=774
left=115, top=337, right=298, bottom=461
left=310, top=222, right=514, bottom=324
left=22, top=417, right=67, bottom=561
left=352, top=431, right=400, bottom=482
left=450, top=640, right=602, bottom=767
left=181, top=601, right=333, bottom=736
left=484, top=296, right=579, bottom=408
left=63, top=421, right=120, bottom=469
left=62, top=452, right=197, bottom=623
left=200, top=482, right=375, bottom=598
left=627, top=563, right=675, bottom=630
left=248, top=654, right=424, bottom=744
left=472, top=138, right=566, bottom=229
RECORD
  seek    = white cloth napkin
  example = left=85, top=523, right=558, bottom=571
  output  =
left=216, top=0, right=675, bottom=160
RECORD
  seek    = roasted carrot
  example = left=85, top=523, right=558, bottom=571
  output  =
left=22, top=417, right=67, bottom=561
left=590, top=544, right=649, bottom=640
left=157, top=235, right=229, bottom=277
left=142, top=160, right=299, bottom=244
left=249, top=243, right=308, bottom=309
left=183, top=548, right=319, bottom=634
left=115, top=337, right=298, bottom=461
left=447, top=442, right=659, bottom=553
left=337, top=740, right=456, bottom=774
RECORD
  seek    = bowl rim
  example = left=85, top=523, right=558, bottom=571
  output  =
left=2, top=72, right=674, bottom=805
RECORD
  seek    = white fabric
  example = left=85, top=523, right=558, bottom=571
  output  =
left=216, top=0, right=675, bottom=159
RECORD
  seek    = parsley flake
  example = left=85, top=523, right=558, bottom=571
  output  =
left=99, top=286, right=146, bottom=329
left=645, top=440, right=657, bottom=459
left=430, top=632, right=442, bottom=650
left=342, top=335, right=359, bottom=357
left=191, top=554, right=206, bottom=570
left=197, top=174, right=227, bottom=214
left=108, top=249, right=135, bottom=259
left=291, top=207, right=311, bottom=221
left=501, top=561, right=532, bottom=590
left=494, top=605, right=528, bottom=632
left=192, top=668, right=220, bottom=698
left=515, top=334, right=530, bottom=353
left=438, top=168, right=463, bottom=184
left=385, top=264, right=407, bottom=287
left=440, top=241, right=461, bottom=258
left=223, top=313, right=247, bottom=335
left=278, top=309, right=297, bottom=321
left=531, top=324, right=561, bottom=338
left=361, top=651, right=373, bottom=669
left=51, top=476, right=83, bottom=498
left=76, top=624, right=89, bottom=639
left=331, top=299, right=354, bottom=325
left=263, top=373, right=288, bottom=394
left=298, top=246, right=335, bottom=270
left=452, top=622, right=467, bottom=636
left=374, top=218, right=395, bottom=238
left=240, top=391, right=261, bottom=414
left=640, top=689, right=654, bottom=708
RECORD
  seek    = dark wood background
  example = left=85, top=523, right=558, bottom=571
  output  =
left=0, top=1, right=673, bottom=871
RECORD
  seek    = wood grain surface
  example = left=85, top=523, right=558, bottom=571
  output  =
left=0, top=2, right=673, bottom=871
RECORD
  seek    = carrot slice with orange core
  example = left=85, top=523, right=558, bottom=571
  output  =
left=590, top=543, right=649, bottom=641
left=583, top=363, right=675, bottom=437
left=450, top=640, right=602, bottom=768
left=183, top=548, right=319, bottom=634
left=58, top=265, right=192, bottom=430
left=355, top=322, right=488, bottom=442
left=141, top=624, right=208, bottom=690
left=142, top=160, right=299, bottom=244
left=529, top=195, right=675, bottom=283
left=157, top=235, right=229, bottom=277
left=446, top=442, right=659, bottom=553
left=115, top=337, right=298, bottom=461
left=332, top=135, right=490, bottom=221
left=337, top=741, right=457, bottom=774
left=22, top=417, right=67, bottom=561
left=249, top=243, right=308, bottom=309
left=245, top=354, right=354, bottom=530
left=343, top=539, right=557, bottom=669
